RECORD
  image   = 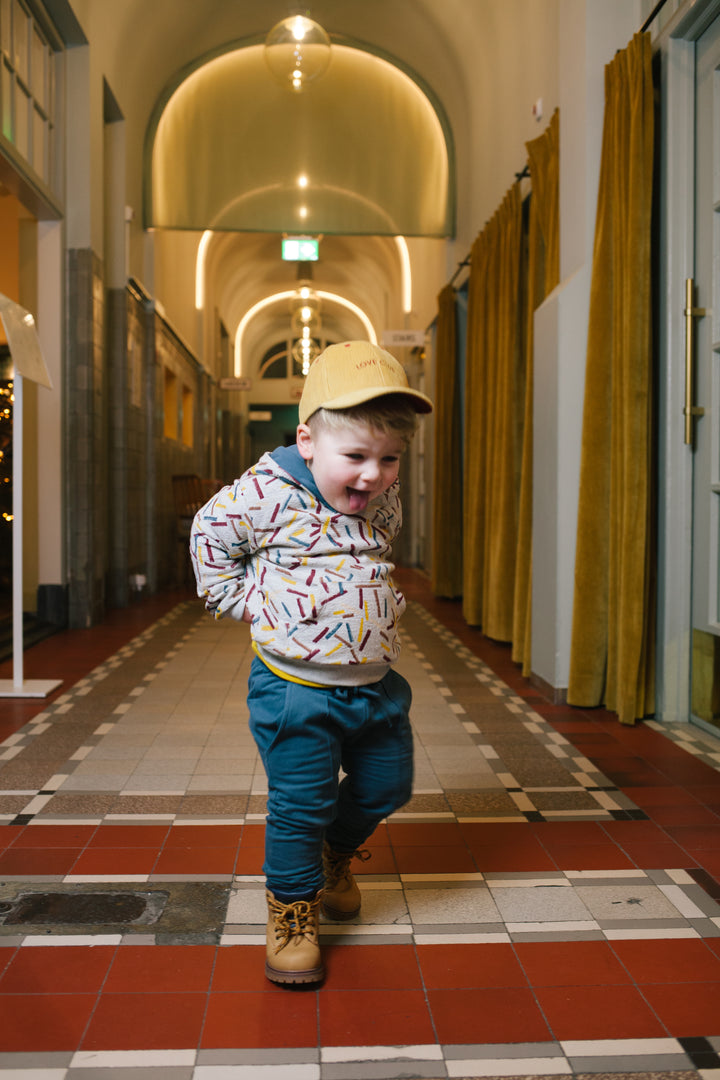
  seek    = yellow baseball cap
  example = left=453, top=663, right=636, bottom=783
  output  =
left=298, top=340, right=433, bottom=424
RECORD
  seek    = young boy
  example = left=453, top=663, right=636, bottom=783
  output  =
left=190, top=340, right=432, bottom=984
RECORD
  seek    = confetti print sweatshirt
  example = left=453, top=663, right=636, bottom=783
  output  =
left=190, top=445, right=406, bottom=686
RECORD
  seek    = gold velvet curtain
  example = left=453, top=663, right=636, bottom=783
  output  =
left=463, top=184, right=525, bottom=637
left=512, top=110, right=560, bottom=673
left=432, top=283, right=463, bottom=597
left=567, top=33, right=655, bottom=725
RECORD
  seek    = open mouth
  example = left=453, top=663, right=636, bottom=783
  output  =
left=346, top=487, right=371, bottom=513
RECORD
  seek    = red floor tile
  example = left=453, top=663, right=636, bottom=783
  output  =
left=70, top=847, right=159, bottom=875
left=465, top=842, right=557, bottom=872
left=694, top=857, right=720, bottom=885
left=602, top=820, right=673, bottom=844
left=323, top=944, right=422, bottom=990
left=238, top=823, right=266, bottom=848
left=319, top=988, right=435, bottom=1046
left=691, top=786, right=720, bottom=810
left=622, top=786, right=702, bottom=809
left=351, top=845, right=397, bottom=874
left=611, top=939, right=720, bottom=983
left=417, top=942, right=528, bottom=989
left=514, top=940, right=631, bottom=987
left=0, top=848, right=82, bottom=875
left=620, top=841, right=698, bottom=869
left=365, top=823, right=391, bottom=847
left=153, top=846, right=236, bottom=874
left=164, top=824, right=243, bottom=848
left=0, top=827, right=23, bottom=852
left=535, top=984, right=668, bottom=1040
left=10, top=824, right=97, bottom=848
left=211, top=945, right=270, bottom=993
left=640, top=982, right=720, bottom=1036
left=0, top=993, right=98, bottom=1051
left=234, top=847, right=266, bottom=874
left=87, top=825, right=171, bottom=848
left=530, top=821, right=612, bottom=847
left=104, top=945, right=216, bottom=993
left=0, top=947, right=15, bottom=979
left=387, top=821, right=465, bottom=846
left=545, top=843, right=635, bottom=871
left=459, top=822, right=535, bottom=845
left=664, top=825, right=720, bottom=851
left=646, top=804, right=720, bottom=826
left=392, top=844, right=477, bottom=874
left=202, top=989, right=318, bottom=1048
left=0, top=945, right=115, bottom=993
left=82, top=991, right=207, bottom=1050
left=601, top=768, right=670, bottom=787
left=427, top=987, right=551, bottom=1044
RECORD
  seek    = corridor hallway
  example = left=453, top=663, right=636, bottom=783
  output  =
left=1, top=570, right=720, bottom=1079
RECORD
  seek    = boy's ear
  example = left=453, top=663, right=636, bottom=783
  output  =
left=296, top=423, right=314, bottom=462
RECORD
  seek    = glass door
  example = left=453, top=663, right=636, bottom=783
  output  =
left=691, top=15, right=720, bottom=729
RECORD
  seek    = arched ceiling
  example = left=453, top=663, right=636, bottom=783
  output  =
left=202, top=232, right=407, bottom=376
left=149, top=42, right=452, bottom=236
left=65, top=0, right=477, bottom=372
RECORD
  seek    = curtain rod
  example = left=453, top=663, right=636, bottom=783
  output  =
left=640, top=0, right=670, bottom=32
left=443, top=163, right=531, bottom=291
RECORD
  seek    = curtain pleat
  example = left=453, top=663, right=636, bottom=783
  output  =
left=463, top=228, right=492, bottom=626
left=512, top=110, right=560, bottom=673
left=567, top=33, right=655, bottom=725
left=463, top=184, right=524, bottom=639
left=432, top=283, right=464, bottom=597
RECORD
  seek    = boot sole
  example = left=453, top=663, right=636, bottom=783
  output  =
left=322, top=902, right=360, bottom=921
left=265, top=960, right=324, bottom=985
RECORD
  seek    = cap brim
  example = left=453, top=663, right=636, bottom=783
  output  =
left=304, top=386, right=433, bottom=420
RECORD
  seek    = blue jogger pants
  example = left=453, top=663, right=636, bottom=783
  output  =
left=247, top=657, right=414, bottom=897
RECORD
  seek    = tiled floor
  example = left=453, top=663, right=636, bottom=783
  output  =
left=1, top=570, right=720, bottom=1078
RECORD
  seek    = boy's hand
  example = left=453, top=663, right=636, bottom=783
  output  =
left=241, top=608, right=253, bottom=624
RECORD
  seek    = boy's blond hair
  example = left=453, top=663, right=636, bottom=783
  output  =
left=307, top=397, right=419, bottom=446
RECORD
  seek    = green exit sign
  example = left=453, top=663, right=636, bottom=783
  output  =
left=282, top=237, right=319, bottom=261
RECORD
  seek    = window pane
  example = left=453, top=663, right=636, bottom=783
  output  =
left=32, top=104, right=45, bottom=178
left=12, top=0, right=28, bottom=84
left=31, top=25, right=45, bottom=108
left=14, top=82, right=28, bottom=156
left=1, top=62, right=11, bottom=140
left=0, top=0, right=11, bottom=59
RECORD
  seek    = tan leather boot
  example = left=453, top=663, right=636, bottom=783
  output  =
left=322, top=843, right=370, bottom=921
left=265, top=889, right=324, bottom=985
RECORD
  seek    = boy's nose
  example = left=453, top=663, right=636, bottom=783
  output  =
left=360, top=460, right=380, bottom=483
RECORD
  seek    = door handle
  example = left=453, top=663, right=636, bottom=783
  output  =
left=684, top=277, right=706, bottom=446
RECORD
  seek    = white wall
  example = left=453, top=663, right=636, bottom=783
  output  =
left=531, top=0, right=642, bottom=691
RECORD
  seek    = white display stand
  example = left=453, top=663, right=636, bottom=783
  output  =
left=0, top=294, right=61, bottom=697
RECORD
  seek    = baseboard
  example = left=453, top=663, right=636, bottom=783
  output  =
left=529, top=670, right=568, bottom=706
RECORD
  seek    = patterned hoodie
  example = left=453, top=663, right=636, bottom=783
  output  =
left=190, top=445, right=406, bottom=686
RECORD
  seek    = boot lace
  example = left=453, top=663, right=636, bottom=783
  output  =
left=323, top=846, right=371, bottom=889
left=267, top=894, right=320, bottom=951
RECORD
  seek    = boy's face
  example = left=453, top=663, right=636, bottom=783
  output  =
left=296, top=418, right=404, bottom=515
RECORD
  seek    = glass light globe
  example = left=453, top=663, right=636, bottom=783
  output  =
left=264, top=15, right=331, bottom=93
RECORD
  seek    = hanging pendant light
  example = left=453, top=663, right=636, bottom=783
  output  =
left=264, top=14, right=331, bottom=93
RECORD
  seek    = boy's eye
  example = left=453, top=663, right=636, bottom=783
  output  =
left=345, top=453, right=364, bottom=461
